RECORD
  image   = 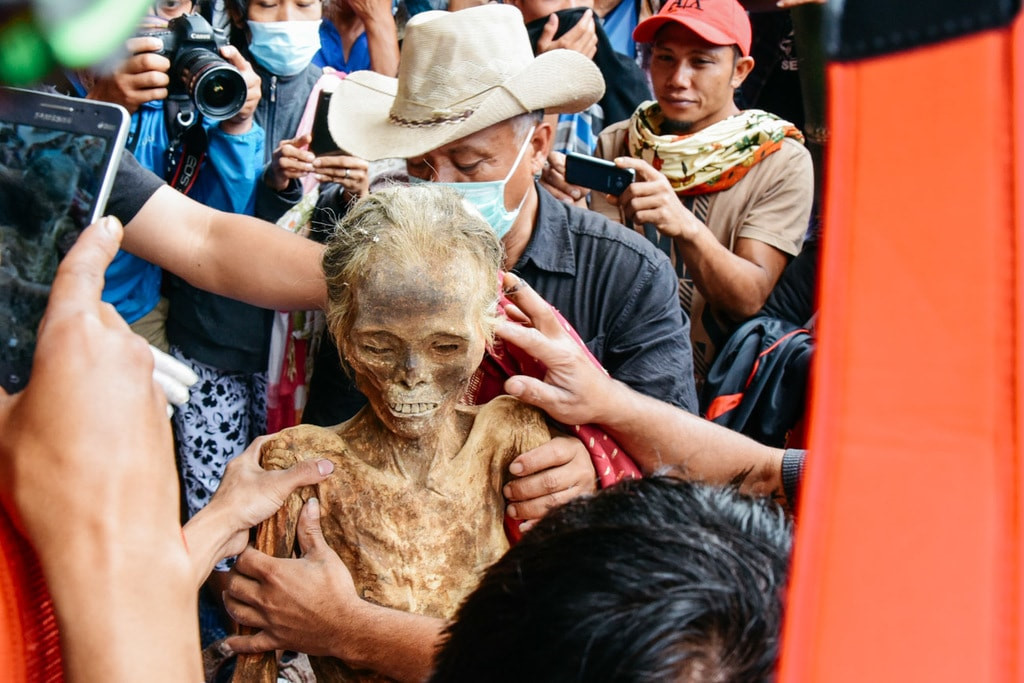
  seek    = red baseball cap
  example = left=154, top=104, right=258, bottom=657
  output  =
left=633, top=0, right=752, bottom=56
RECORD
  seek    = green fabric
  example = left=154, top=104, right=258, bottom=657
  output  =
left=0, top=0, right=151, bottom=85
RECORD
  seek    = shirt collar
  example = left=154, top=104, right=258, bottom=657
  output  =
left=516, top=183, right=577, bottom=276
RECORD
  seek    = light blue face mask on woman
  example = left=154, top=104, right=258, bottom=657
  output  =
left=247, top=20, right=321, bottom=76
left=409, top=126, right=535, bottom=240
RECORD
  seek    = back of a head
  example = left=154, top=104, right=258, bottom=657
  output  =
left=431, top=477, right=792, bottom=683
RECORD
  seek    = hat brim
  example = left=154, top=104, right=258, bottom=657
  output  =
left=326, top=49, right=605, bottom=161
left=633, top=15, right=744, bottom=53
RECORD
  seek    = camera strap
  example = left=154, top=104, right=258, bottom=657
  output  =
left=164, top=97, right=209, bottom=195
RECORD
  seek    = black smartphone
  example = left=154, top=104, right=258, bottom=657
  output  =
left=0, top=87, right=129, bottom=393
left=309, top=89, right=340, bottom=157
left=564, top=152, right=635, bottom=196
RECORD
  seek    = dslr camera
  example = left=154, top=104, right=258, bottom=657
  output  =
left=140, top=14, right=247, bottom=121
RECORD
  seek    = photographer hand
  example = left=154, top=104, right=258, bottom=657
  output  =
left=0, top=217, right=201, bottom=680
left=86, top=36, right=170, bottom=113
left=312, top=154, right=370, bottom=199
left=267, top=133, right=315, bottom=192
left=608, top=156, right=702, bottom=241
left=218, top=45, right=262, bottom=136
left=538, top=150, right=587, bottom=206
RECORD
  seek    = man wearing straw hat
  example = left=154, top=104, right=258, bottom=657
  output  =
left=223, top=5, right=697, bottom=680
left=299, top=3, right=698, bottom=514
left=302, top=1, right=698, bottom=407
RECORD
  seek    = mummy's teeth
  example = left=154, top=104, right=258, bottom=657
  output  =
left=390, top=402, right=439, bottom=415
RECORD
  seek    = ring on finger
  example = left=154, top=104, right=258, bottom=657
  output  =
left=343, top=168, right=350, bottom=179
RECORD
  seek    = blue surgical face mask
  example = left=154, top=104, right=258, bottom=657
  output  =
left=408, top=126, right=535, bottom=240
left=247, top=20, right=321, bottom=76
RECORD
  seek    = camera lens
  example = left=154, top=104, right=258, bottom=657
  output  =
left=175, top=49, right=247, bottom=120
left=192, top=64, right=247, bottom=120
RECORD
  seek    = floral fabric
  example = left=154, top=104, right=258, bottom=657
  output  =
left=628, top=102, right=805, bottom=195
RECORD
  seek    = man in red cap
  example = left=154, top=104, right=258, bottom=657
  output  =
left=591, top=0, right=814, bottom=390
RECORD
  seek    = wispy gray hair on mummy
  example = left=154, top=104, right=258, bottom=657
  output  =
left=322, top=184, right=505, bottom=360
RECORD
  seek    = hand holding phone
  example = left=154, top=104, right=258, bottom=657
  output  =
left=0, top=88, right=128, bottom=393
left=310, top=90, right=340, bottom=157
left=564, top=152, right=635, bottom=196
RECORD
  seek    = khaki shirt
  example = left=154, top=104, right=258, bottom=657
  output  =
left=593, top=118, right=814, bottom=385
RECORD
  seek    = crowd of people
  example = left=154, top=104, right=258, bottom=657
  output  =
left=0, top=0, right=827, bottom=679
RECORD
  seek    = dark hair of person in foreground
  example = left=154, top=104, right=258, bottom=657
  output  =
left=430, top=475, right=793, bottom=683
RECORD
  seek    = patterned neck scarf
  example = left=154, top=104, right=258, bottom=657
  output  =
left=628, top=101, right=805, bottom=195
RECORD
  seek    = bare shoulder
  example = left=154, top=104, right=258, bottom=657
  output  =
left=467, top=397, right=552, bottom=474
left=473, top=395, right=550, bottom=436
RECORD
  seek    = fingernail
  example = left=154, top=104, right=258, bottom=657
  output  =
left=509, top=461, right=524, bottom=475
left=98, top=216, right=120, bottom=237
left=571, top=189, right=582, bottom=199
left=505, top=378, right=525, bottom=396
left=307, top=497, right=320, bottom=517
left=507, top=504, right=518, bottom=518
left=317, top=459, right=334, bottom=476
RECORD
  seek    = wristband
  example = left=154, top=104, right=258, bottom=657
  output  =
left=781, top=448, right=806, bottom=511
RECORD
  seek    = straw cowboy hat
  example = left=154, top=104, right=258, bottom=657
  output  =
left=326, top=4, right=606, bottom=161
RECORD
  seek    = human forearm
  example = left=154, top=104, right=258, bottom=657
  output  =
left=614, top=158, right=786, bottom=318
left=363, top=14, right=400, bottom=76
left=1, top=218, right=203, bottom=681
left=182, top=504, right=238, bottom=589
left=497, top=273, right=785, bottom=501
left=674, top=228, right=779, bottom=319
left=123, top=186, right=327, bottom=310
left=48, top=537, right=200, bottom=682
left=595, top=380, right=785, bottom=499
left=335, top=600, right=444, bottom=682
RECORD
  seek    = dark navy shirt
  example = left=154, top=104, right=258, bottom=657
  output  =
left=515, top=185, right=698, bottom=412
left=301, top=184, right=698, bottom=425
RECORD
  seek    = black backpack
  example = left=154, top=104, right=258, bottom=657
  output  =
left=701, top=316, right=813, bottom=448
